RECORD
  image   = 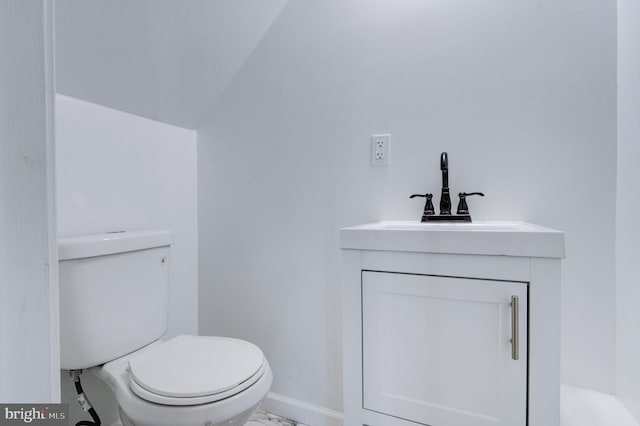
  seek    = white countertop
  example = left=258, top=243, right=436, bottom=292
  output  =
left=340, top=221, right=565, bottom=258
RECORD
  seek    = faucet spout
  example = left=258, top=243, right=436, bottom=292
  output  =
left=439, top=152, right=451, bottom=214
left=440, top=152, right=448, bottom=170
left=440, top=152, right=449, bottom=188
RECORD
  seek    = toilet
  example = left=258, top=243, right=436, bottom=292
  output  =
left=58, top=230, right=272, bottom=426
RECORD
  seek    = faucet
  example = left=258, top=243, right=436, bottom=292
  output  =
left=410, top=152, right=484, bottom=222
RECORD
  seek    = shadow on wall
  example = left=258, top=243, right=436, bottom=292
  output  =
left=561, top=385, right=640, bottom=426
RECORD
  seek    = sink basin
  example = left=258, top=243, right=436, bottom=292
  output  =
left=340, top=221, right=565, bottom=258
left=378, top=221, right=533, bottom=232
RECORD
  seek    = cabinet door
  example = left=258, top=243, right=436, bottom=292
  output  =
left=362, top=271, right=527, bottom=426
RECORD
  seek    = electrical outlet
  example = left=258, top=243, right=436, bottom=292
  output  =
left=371, top=134, right=391, bottom=166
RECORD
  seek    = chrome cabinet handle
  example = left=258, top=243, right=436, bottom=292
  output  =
left=511, top=295, right=519, bottom=360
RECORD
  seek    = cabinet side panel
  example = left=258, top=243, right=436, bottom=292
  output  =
left=342, top=249, right=363, bottom=424
left=529, top=258, right=561, bottom=426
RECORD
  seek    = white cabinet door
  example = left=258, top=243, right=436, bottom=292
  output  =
left=362, top=271, right=527, bottom=426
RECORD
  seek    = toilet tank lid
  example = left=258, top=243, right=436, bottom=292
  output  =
left=58, top=230, right=173, bottom=260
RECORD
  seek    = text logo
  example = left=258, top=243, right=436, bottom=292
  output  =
left=0, top=404, right=68, bottom=425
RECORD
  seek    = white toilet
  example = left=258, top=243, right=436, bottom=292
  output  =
left=58, top=230, right=272, bottom=426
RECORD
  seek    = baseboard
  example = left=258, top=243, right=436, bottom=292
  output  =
left=260, top=392, right=344, bottom=426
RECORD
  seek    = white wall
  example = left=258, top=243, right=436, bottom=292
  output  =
left=0, top=0, right=58, bottom=403
left=198, top=0, right=617, bottom=419
left=617, top=0, right=640, bottom=421
left=55, top=0, right=288, bottom=129
left=55, top=95, right=198, bottom=423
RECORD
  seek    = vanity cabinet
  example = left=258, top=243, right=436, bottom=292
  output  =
left=340, top=222, right=565, bottom=426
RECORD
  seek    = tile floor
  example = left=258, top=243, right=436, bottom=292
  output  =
left=107, top=410, right=302, bottom=426
left=247, top=410, right=307, bottom=426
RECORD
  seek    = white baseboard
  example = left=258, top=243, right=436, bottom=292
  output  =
left=260, top=392, right=344, bottom=426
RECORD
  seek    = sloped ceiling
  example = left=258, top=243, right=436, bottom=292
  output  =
left=55, top=0, right=288, bottom=129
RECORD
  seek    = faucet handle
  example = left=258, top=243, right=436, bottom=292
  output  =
left=410, top=193, right=435, bottom=216
left=457, top=192, right=484, bottom=215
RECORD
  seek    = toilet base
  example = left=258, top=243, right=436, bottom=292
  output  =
left=119, top=402, right=262, bottom=426
left=91, top=342, right=273, bottom=426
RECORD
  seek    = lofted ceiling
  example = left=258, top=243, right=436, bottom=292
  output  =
left=55, top=0, right=288, bottom=129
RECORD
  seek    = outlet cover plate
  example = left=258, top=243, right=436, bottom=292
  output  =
left=371, top=134, right=390, bottom=166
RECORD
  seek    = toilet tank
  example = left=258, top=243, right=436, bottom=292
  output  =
left=58, top=230, right=173, bottom=370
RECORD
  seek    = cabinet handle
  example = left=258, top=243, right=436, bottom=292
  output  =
left=511, top=295, right=519, bottom=360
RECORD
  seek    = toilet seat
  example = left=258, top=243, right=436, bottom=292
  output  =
left=128, top=362, right=266, bottom=406
left=127, top=335, right=266, bottom=406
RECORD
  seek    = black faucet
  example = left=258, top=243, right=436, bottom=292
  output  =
left=411, top=152, right=484, bottom=222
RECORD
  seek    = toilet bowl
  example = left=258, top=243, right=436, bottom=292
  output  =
left=91, top=336, right=273, bottom=426
left=58, top=230, right=273, bottom=426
